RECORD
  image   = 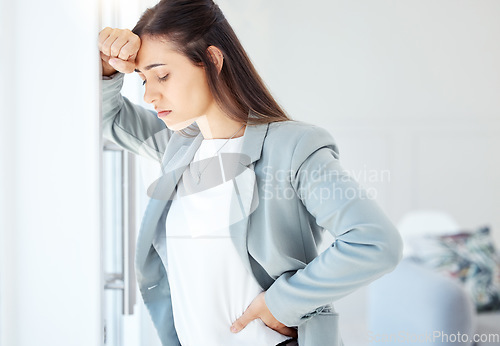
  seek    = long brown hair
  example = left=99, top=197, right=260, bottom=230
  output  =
left=132, top=0, right=292, bottom=137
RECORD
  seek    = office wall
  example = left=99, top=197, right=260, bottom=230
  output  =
left=217, top=0, right=500, bottom=238
left=0, top=0, right=102, bottom=345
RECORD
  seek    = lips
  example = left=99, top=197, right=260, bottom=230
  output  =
left=157, top=110, right=172, bottom=117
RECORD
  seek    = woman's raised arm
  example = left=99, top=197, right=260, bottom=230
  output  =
left=98, top=27, right=170, bottom=162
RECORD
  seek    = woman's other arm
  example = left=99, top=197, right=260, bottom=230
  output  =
left=264, top=125, right=404, bottom=327
left=99, top=28, right=170, bottom=162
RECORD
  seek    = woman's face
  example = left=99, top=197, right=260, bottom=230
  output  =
left=134, top=36, right=215, bottom=131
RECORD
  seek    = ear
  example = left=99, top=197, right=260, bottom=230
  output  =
left=206, top=45, right=224, bottom=74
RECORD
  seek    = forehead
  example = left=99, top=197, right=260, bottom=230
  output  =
left=135, top=36, right=184, bottom=70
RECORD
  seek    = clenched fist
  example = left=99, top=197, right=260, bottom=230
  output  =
left=98, top=27, right=141, bottom=76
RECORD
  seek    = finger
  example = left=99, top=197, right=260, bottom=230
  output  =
left=108, top=58, right=135, bottom=74
left=97, top=27, right=113, bottom=49
left=100, top=30, right=122, bottom=57
left=98, top=27, right=113, bottom=40
left=231, top=310, right=256, bottom=333
left=100, top=36, right=118, bottom=57
left=100, top=51, right=110, bottom=63
left=117, top=39, right=140, bottom=61
left=110, top=35, right=131, bottom=58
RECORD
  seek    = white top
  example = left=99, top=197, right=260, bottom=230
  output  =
left=160, top=136, right=291, bottom=346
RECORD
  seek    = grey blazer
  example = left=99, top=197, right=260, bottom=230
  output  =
left=102, top=72, right=404, bottom=346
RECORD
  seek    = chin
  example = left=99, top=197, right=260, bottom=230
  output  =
left=162, top=117, right=197, bottom=132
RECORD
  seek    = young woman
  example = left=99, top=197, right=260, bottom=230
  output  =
left=98, top=1, right=403, bottom=345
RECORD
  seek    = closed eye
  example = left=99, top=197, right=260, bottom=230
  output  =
left=158, top=74, right=169, bottom=82
left=142, top=74, right=169, bottom=86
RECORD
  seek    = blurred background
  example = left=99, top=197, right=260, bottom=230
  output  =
left=1, top=0, right=499, bottom=345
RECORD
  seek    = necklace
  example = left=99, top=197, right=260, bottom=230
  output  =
left=194, top=124, right=246, bottom=183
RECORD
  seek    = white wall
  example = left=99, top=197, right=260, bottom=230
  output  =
left=0, top=0, right=102, bottom=345
left=216, top=1, right=500, bottom=344
left=217, top=0, right=500, bottom=238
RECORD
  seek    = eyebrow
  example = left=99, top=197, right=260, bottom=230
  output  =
left=134, top=64, right=167, bottom=73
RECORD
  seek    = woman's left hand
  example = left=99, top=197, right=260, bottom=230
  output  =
left=230, top=291, right=298, bottom=338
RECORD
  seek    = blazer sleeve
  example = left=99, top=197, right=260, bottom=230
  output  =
left=264, top=125, right=404, bottom=327
left=102, top=72, right=171, bottom=162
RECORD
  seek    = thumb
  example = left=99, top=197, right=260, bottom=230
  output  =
left=231, top=309, right=256, bottom=333
left=108, top=58, right=135, bottom=74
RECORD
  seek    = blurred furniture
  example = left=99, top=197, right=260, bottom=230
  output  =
left=367, top=210, right=500, bottom=346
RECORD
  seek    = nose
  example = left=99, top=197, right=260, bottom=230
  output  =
left=143, top=83, right=160, bottom=105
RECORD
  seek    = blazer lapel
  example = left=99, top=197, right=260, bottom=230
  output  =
left=136, top=129, right=205, bottom=275
left=219, top=121, right=270, bottom=281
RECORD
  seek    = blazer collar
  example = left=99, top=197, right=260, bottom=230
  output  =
left=171, top=118, right=269, bottom=167
left=237, top=118, right=270, bottom=165
left=147, top=115, right=270, bottom=200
